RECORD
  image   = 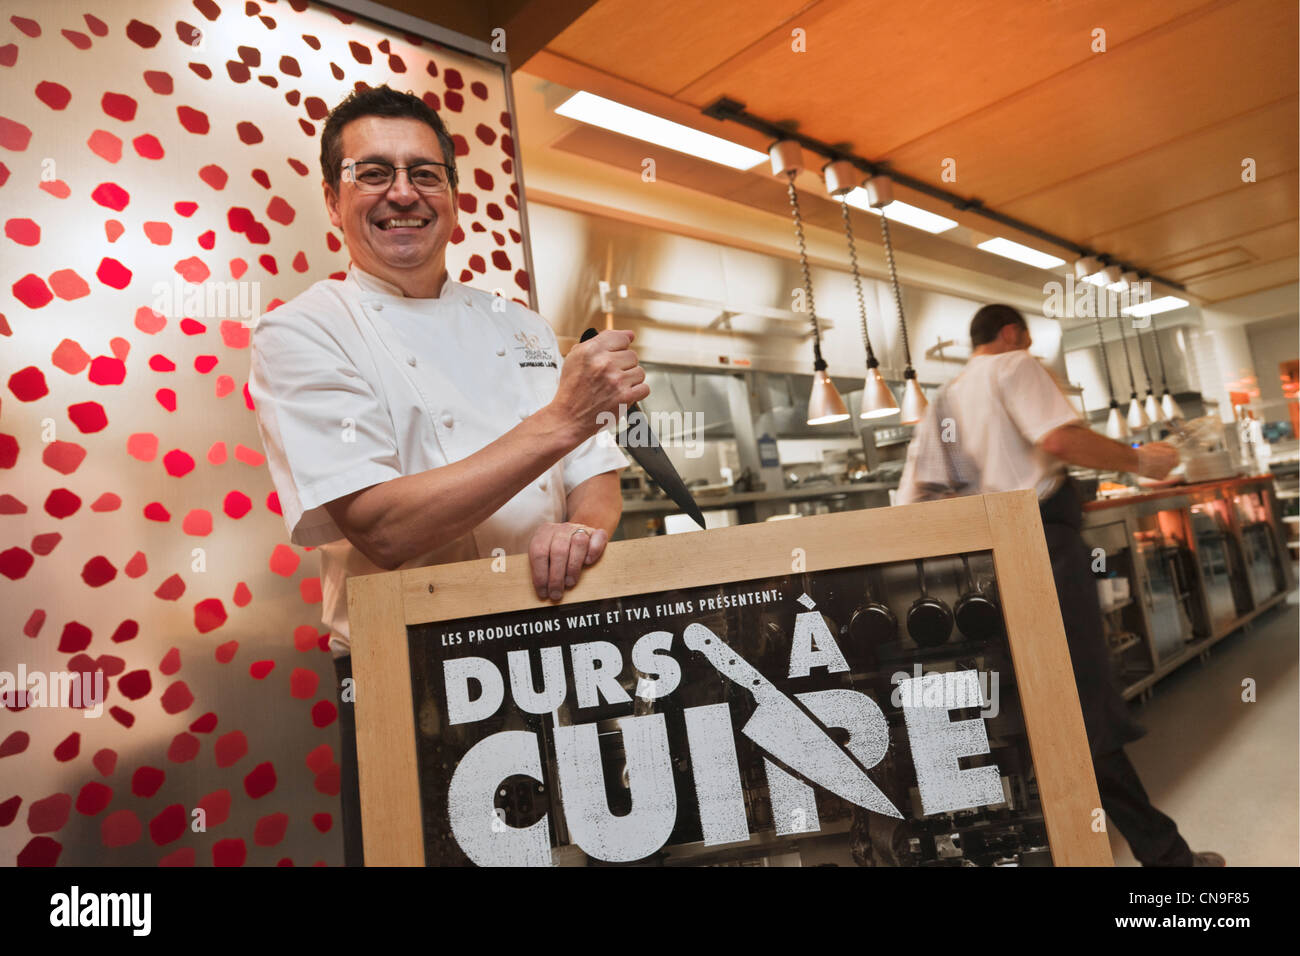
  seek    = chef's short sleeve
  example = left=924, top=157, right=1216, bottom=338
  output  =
left=563, top=427, right=629, bottom=495
left=249, top=304, right=403, bottom=547
left=999, top=350, right=1083, bottom=444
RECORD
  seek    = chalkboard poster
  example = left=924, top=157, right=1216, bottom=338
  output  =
left=349, top=492, right=1110, bottom=867
left=406, top=552, right=1050, bottom=866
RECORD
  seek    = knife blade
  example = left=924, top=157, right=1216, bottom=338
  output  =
left=683, top=622, right=902, bottom=818
left=580, top=327, right=706, bottom=529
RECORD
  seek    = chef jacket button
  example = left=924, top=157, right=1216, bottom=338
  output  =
left=371, top=301, right=383, bottom=312
left=463, top=294, right=473, bottom=306
left=517, top=406, right=528, bottom=420
left=407, top=355, right=417, bottom=367
left=496, top=346, right=506, bottom=356
left=441, top=413, right=454, bottom=428
left=538, top=478, right=548, bottom=492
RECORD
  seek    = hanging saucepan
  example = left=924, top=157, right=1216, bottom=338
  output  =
left=954, top=554, right=1002, bottom=641
left=908, top=558, right=953, bottom=647
left=849, top=569, right=897, bottom=649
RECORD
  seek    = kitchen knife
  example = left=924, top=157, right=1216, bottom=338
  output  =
left=683, top=622, right=902, bottom=818
left=580, top=327, right=706, bottom=529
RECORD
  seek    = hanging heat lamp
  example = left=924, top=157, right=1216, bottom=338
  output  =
left=1149, top=313, right=1185, bottom=421
left=1093, top=312, right=1129, bottom=440
left=1113, top=314, right=1150, bottom=430
left=770, top=140, right=849, bottom=425
left=823, top=160, right=900, bottom=420
left=865, top=175, right=927, bottom=424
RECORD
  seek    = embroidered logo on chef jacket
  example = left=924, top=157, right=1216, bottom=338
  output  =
left=512, top=331, right=557, bottom=369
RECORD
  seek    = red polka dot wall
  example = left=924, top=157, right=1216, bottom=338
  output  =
left=1, top=1, right=529, bottom=866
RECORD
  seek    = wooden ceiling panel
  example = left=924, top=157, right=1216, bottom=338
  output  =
left=884, top=0, right=1297, bottom=204
left=1160, top=247, right=1255, bottom=281
left=1088, top=173, right=1297, bottom=263
left=1002, top=97, right=1298, bottom=241
left=1184, top=255, right=1299, bottom=302
left=1150, top=220, right=1297, bottom=275
left=673, top=0, right=1213, bottom=152
left=546, top=0, right=810, bottom=94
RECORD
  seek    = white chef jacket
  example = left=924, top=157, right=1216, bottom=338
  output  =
left=248, top=264, right=628, bottom=656
left=895, top=350, right=1081, bottom=505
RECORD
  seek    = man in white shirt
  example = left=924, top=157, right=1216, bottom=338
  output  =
left=248, top=86, right=640, bottom=865
left=898, top=303, right=1223, bottom=867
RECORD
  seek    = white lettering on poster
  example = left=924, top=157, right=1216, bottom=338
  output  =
left=899, top=670, right=1005, bottom=815
left=439, top=617, right=1005, bottom=863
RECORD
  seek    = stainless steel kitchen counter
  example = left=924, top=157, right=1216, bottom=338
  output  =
left=619, top=481, right=895, bottom=513
left=1079, top=474, right=1292, bottom=703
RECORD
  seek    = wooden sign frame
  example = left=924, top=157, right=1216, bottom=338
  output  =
left=346, top=490, right=1112, bottom=866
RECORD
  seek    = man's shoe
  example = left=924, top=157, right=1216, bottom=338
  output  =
left=1192, top=851, right=1226, bottom=867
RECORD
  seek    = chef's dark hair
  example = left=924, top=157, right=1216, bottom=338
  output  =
left=970, top=304, right=1027, bottom=347
left=319, top=84, right=458, bottom=193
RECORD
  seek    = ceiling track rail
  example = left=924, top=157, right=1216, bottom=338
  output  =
left=701, top=96, right=1187, bottom=293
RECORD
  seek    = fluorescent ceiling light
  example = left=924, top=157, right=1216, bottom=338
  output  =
left=1122, top=296, right=1190, bottom=317
left=555, top=91, right=767, bottom=170
left=842, top=189, right=957, bottom=233
left=976, top=237, right=1066, bottom=270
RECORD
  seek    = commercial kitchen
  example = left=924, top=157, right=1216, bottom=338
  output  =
left=473, top=0, right=1299, bottom=868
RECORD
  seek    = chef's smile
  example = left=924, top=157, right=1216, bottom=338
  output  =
left=373, top=214, right=433, bottom=233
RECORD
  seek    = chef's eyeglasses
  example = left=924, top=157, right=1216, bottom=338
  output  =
left=341, top=160, right=455, bottom=194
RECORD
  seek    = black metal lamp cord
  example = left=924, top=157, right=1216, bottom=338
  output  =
left=785, top=171, right=825, bottom=367
left=1135, top=323, right=1156, bottom=392
left=1150, top=314, right=1170, bottom=389
left=1094, top=313, right=1118, bottom=403
left=879, top=213, right=912, bottom=370
left=838, top=198, right=878, bottom=367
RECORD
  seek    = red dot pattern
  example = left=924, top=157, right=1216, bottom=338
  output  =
left=2, top=2, right=527, bottom=867
left=76, top=781, right=113, bottom=816
left=101, top=808, right=142, bottom=847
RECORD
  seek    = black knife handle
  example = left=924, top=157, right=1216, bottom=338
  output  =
left=580, top=326, right=644, bottom=415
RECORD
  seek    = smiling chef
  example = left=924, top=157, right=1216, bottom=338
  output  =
left=247, top=85, right=644, bottom=865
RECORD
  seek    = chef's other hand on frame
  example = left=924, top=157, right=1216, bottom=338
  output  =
left=549, top=329, right=649, bottom=441
left=528, top=522, right=610, bottom=601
